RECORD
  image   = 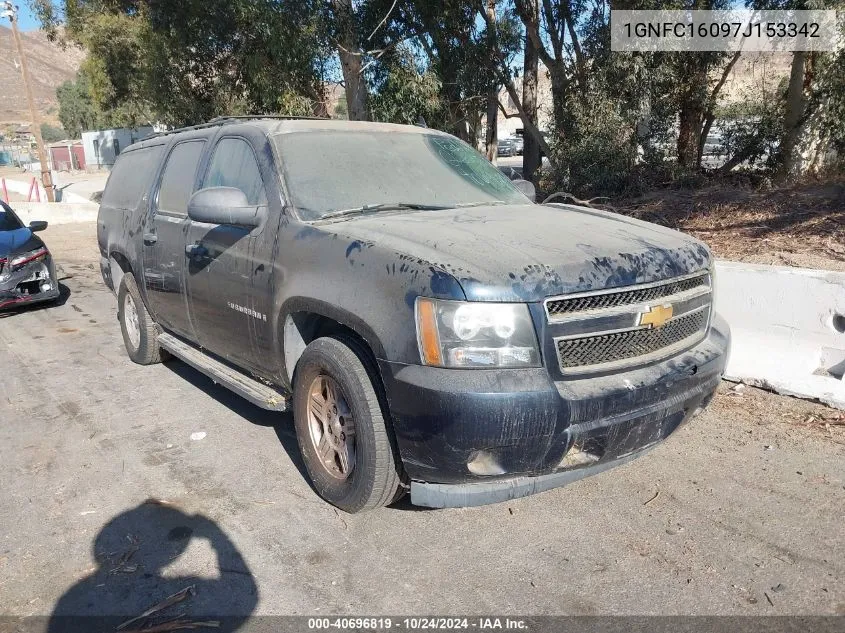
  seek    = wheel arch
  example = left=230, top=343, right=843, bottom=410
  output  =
left=108, top=250, right=133, bottom=294
left=280, top=298, right=387, bottom=388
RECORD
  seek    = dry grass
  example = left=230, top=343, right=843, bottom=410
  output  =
left=612, top=177, right=845, bottom=271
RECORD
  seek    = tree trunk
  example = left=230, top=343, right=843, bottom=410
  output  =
left=332, top=0, right=368, bottom=121
left=485, top=91, right=498, bottom=160
left=522, top=17, right=540, bottom=182
left=676, top=61, right=708, bottom=169
left=311, top=81, right=330, bottom=118
left=501, top=78, right=556, bottom=169
left=779, top=50, right=806, bottom=180
left=547, top=63, right=568, bottom=143
left=697, top=50, right=742, bottom=168
left=677, top=106, right=702, bottom=168
left=484, top=0, right=498, bottom=161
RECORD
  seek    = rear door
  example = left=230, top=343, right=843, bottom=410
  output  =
left=185, top=135, right=275, bottom=372
left=142, top=139, right=206, bottom=341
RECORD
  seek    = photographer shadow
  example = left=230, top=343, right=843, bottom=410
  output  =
left=48, top=500, right=257, bottom=632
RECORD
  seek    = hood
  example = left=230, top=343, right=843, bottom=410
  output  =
left=0, top=227, right=42, bottom=260
left=319, top=203, right=711, bottom=302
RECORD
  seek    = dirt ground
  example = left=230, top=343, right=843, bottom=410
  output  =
left=0, top=222, right=842, bottom=622
left=613, top=177, right=845, bottom=271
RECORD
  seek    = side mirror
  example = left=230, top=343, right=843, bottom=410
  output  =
left=187, top=187, right=261, bottom=227
left=513, top=179, right=536, bottom=201
left=29, top=220, right=48, bottom=232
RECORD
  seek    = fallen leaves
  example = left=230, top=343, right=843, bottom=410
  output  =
left=109, top=535, right=140, bottom=575
left=118, top=586, right=197, bottom=631
left=114, top=584, right=222, bottom=632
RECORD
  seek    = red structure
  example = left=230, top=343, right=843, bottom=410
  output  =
left=49, top=142, right=86, bottom=171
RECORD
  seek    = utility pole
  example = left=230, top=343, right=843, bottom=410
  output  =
left=2, top=1, right=54, bottom=201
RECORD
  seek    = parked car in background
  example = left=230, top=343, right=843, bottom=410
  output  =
left=0, top=201, right=59, bottom=311
left=497, top=137, right=516, bottom=157
left=98, top=117, right=729, bottom=513
left=513, top=136, right=524, bottom=155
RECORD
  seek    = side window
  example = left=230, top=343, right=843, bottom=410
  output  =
left=157, top=141, right=205, bottom=215
left=203, top=138, right=268, bottom=206
left=101, top=145, right=164, bottom=210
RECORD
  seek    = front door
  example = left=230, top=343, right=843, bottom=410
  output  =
left=185, top=136, right=275, bottom=373
left=142, top=139, right=206, bottom=341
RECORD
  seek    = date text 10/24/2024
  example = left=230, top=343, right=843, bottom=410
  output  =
left=308, top=618, right=528, bottom=630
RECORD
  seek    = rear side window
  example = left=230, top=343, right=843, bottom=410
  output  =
left=157, top=141, right=205, bottom=215
left=203, top=138, right=267, bottom=206
left=101, top=145, right=164, bottom=210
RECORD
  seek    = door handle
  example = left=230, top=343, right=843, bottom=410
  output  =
left=185, top=243, right=208, bottom=259
left=143, top=232, right=157, bottom=245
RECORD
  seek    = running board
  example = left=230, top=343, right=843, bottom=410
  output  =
left=157, top=332, right=289, bottom=411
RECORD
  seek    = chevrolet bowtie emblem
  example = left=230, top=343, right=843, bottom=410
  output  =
left=639, top=303, right=674, bottom=329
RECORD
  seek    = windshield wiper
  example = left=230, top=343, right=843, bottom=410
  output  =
left=318, top=202, right=452, bottom=221
left=452, top=201, right=508, bottom=208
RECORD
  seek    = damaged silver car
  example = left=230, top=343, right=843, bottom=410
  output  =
left=0, top=201, right=60, bottom=311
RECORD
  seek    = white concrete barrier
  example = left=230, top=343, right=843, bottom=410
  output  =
left=714, top=260, right=845, bottom=409
left=2, top=176, right=91, bottom=204
left=12, top=201, right=99, bottom=226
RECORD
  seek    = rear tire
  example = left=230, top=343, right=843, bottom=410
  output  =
left=293, top=335, right=404, bottom=513
left=118, top=273, right=167, bottom=365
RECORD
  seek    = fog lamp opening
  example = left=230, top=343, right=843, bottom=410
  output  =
left=559, top=445, right=601, bottom=469
left=467, top=450, right=506, bottom=476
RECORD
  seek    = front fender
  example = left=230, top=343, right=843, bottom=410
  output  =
left=273, top=221, right=467, bottom=381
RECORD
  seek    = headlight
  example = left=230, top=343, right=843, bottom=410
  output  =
left=415, top=298, right=540, bottom=368
left=10, top=247, right=49, bottom=271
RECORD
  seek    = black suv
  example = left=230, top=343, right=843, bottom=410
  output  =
left=98, top=117, right=729, bottom=512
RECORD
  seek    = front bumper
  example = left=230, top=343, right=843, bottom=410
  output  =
left=0, top=256, right=60, bottom=311
left=379, top=314, right=730, bottom=508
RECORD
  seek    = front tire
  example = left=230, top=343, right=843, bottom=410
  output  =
left=118, top=273, right=167, bottom=365
left=293, top=336, right=404, bottom=513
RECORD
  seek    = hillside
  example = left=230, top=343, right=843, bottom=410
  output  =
left=0, top=27, right=85, bottom=126
left=721, top=52, right=792, bottom=103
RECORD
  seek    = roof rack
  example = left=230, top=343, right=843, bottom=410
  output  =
left=141, top=114, right=330, bottom=141
left=208, top=115, right=329, bottom=123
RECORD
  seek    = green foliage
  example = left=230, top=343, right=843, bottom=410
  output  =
left=715, top=85, right=784, bottom=170
left=333, top=97, right=349, bottom=120
left=369, top=47, right=447, bottom=127
left=810, top=48, right=845, bottom=158
left=40, top=122, right=67, bottom=143
left=56, top=73, right=100, bottom=137
left=547, top=90, right=641, bottom=197
left=36, top=0, right=842, bottom=189
left=361, top=0, right=521, bottom=139
left=49, top=0, right=325, bottom=127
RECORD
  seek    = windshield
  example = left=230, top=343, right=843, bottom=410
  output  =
left=274, top=130, right=529, bottom=221
left=0, top=203, right=23, bottom=231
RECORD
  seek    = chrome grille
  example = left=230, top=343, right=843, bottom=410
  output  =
left=546, top=273, right=709, bottom=318
left=556, top=309, right=707, bottom=369
left=546, top=272, right=712, bottom=374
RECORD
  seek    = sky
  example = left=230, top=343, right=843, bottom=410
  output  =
left=5, top=3, right=41, bottom=31
left=6, top=1, right=754, bottom=34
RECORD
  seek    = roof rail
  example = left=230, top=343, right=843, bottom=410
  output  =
left=140, top=114, right=330, bottom=141
left=208, top=115, right=330, bottom=123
